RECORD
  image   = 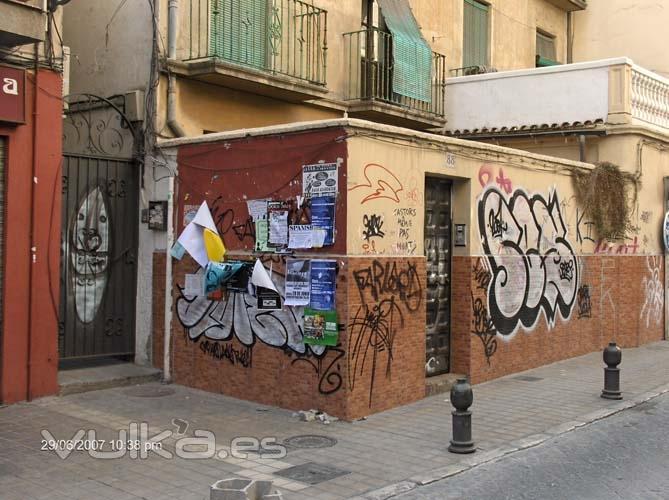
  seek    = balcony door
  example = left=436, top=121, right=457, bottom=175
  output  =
left=211, top=0, right=268, bottom=69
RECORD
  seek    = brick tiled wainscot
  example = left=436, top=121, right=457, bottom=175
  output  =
left=465, top=255, right=665, bottom=383
left=152, top=254, right=426, bottom=421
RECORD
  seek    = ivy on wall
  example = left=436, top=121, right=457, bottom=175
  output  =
left=572, top=161, right=639, bottom=241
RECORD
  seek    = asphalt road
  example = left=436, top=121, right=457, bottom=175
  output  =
left=395, top=392, right=669, bottom=500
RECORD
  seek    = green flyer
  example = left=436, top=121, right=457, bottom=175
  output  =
left=303, top=308, right=338, bottom=346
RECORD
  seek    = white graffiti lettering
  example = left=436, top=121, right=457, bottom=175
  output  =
left=478, top=187, right=579, bottom=336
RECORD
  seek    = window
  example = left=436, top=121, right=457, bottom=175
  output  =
left=536, top=30, right=559, bottom=67
left=463, top=0, right=489, bottom=68
left=210, top=0, right=268, bottom=69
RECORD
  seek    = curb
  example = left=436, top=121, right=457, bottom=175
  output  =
left=355, top=382, right=669, bottom=499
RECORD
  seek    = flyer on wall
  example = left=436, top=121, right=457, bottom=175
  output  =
left=310, top=259, right=336, bottom=310
left=303, top=308, right=338, bottom=346
left=285, top=259, right=311, bottom=306
left=303, top=162, right=338, bottom=198
left=311, top=196, right=335, bottom=246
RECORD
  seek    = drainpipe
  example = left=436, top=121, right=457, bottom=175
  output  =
left=27, top=43, right=40, bottom=401
left=578, top=134, right=586, bottom=162
left=163, top=0, right=183, bottom=384
left=567, top=12, right=573, bottom=64
left=167, top=0, right=185, bottom=138
left=163, top=173, right=175, bottom=383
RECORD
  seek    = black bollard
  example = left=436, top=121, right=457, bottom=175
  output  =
left=449, top=377, right=476, bottom=454
left=601, top=342, right=622, bottom=400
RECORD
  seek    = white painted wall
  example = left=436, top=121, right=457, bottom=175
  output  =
left=444, top=59, right=619, bottom=132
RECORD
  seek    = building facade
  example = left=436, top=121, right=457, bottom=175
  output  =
left=0, top=0, right=64, bottom=404
left=61, top=0, right=586, bottom=376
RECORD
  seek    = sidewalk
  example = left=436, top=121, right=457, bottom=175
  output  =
left=2, top=341, right=669, bottom=500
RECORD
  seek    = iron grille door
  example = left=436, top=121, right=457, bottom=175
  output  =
left=59, top=155, right=138, bottom=360
left=425, top=177, right=452, bottom=376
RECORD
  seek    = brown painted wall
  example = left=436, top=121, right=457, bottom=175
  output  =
left=0, top=69, right=62, bottom=403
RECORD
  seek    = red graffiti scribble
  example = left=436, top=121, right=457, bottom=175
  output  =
left=495, top=168, right=513, bottom=194
left=349, top=163, right=404, bottom=204
left=478, top=164, right=493, bottom=188
left=594, top=236, right=639, bottom=255
left=478, top=164, right=513, bottom=194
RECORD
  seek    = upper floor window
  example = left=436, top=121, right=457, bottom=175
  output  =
left=536, top=30, right=559, bottom=67
left=463, top=0, right=489, bottom=68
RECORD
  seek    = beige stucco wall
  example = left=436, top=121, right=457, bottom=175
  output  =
left=157, top=0, right=570, bottom=135
left=572, top=0, right=669, bottom=78
left=346, top=130, right=667, bottom=258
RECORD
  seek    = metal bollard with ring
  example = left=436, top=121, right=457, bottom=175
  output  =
left=601, top=342, right=622, bottom=400
left=448, top=377, right=476, bottom=454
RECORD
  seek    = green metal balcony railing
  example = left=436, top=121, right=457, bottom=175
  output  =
left=185, top=0, right=327, bottom=86
left=343, top=28, right=446, bottom=117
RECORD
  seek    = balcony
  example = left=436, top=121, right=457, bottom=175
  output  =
left=545, top=0, right=587, bottom=11
left=0, top=0, right=46, bottom=47
left=168, top=0, right=328, bottom=102
left=442, top=57, right=669, bottom=137
left=343, top=28, right=447, bottom=130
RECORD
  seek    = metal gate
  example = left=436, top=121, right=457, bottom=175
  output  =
left=425, top=177, right=452, bottom=376
left=59, top=95, right=139, bottom=360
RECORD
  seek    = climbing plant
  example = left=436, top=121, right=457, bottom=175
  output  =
left=572, top=161, right=639, bottom=241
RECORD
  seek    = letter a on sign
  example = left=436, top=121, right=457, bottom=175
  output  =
left=0, top=65, right=25, bottom=123
left=2, top=78, right=18, bottom=95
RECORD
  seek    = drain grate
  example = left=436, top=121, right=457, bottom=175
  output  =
left=124, top=385, right=176, bottom=398
left=275, top=462, right=350, bottom=485
left=283, top=435, right=337, bottom=449
left=513, top=375, right=544, bottom=382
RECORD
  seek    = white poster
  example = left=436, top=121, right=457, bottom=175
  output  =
left=285, top=259, right=311, bottom=306
left=303, top=163, right=338, bottom=198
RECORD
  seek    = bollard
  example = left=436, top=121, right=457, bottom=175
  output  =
left=601, top=342, right=622, bottom=400
left=448, top=377, right=476, bottom=454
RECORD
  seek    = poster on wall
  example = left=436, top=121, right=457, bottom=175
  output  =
left=288, top=225, right=314, bottom=249
left=310, top=259, right=336, bottom=310
left=303, top=308, right=338, bottom=346
left=255, top=218, right=270, bottom=252
left=311, top=196, right=336, bottom=246
left=285, top=259, right=311, bottom=306
left=268, top=201, right=289, bottom=247
left=303, top=163, right=338, bottom=198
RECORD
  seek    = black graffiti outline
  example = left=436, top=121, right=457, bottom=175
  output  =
left=577, top=284, right=592, bottom=319
left=291, top=347, right=345, bottom=395
left=232, top=216, right=256, bottom=242
left=478, top=187, right=579, bottom=336
left=347, top=297, right=403, bottom=408
left=471, top=292, right=498, bottom=365
left=362, top=214, right=385, bottom=240
left=199, top=339, right=253, bottom=367
left=472, top=258, right=491, bottom=291
left=353, top=260, right=423, bottom=312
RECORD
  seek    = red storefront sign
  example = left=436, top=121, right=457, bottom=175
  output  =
left=0, top=65, right=26, bottom=124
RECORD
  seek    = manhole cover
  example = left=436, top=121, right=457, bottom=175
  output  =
left=513, top=375, right=543, bottom=382
left=275, top=462, right=349, bottom=485
left=124, top=385, right=176, bottom=398
left=284, top=435, right=337, bottom=449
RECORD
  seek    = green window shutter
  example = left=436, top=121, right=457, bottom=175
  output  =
left=210, top=0, right=268, bottom=69
left=536, top=31, right=559, bottom=67
left=463, top=0, right=488, bottom=68
left=377, top=0, right=432, bottom=102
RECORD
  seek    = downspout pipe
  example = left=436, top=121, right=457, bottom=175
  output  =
left=164, top=0, right=182, bottom=384
left=167, top=0, right=185, bottom=138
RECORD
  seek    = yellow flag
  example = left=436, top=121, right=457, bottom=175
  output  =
left=204, top=228, right=226, bottom=262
